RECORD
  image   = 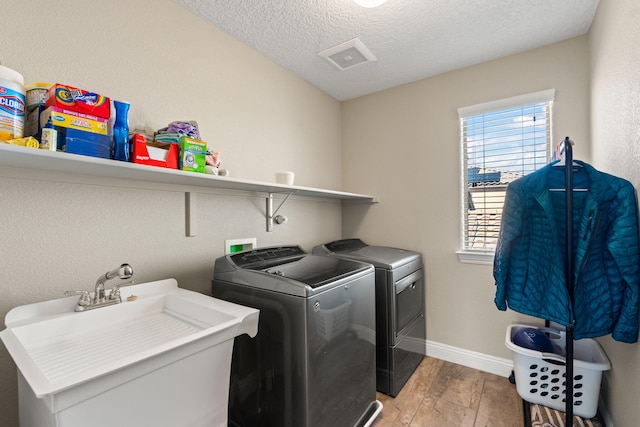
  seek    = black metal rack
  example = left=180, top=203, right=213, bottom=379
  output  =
left=561, top=135, right=576, bottom=425
left=539, top=136, right=577, bottom=425
left=520, top=136, right=579, bottom=426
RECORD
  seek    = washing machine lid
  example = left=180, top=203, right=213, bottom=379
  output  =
left=230, top=245, right=307, bottom=269
left=313, top=239, right=421, bottom=269
left=261, top=255, right=371, bottom=288
left=218, top=245, right=372, bottom=291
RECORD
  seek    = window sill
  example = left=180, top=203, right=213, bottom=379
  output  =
left=456, top=251, right=494, bottom=265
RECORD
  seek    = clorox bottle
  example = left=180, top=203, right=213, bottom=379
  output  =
left=0, top=65, right=26, bottom=141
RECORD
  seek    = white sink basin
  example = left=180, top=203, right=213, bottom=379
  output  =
left=1, top=278, right=259, bottom=427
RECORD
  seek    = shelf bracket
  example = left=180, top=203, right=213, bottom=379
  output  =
left=185, top=192, right=197, bottom=237
left=266, top=192, right=293, bottom=232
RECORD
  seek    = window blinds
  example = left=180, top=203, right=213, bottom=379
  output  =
left=458, top=89, right=554, bottom=252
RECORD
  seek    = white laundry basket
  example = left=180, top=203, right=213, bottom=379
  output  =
left=316, top=300, right=351, bottom=341
left=505, top=324, right=611, bottom=419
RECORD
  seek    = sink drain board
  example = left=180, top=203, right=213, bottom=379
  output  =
left=27, top=312, right=202, bottom=384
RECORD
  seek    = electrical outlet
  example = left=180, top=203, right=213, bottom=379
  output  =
left=225, top=238, right=257, bottom=254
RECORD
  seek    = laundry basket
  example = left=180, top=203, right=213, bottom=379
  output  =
left=505, top=324, right=611, bottom=419
left=316, top=300, right=351, bottom=341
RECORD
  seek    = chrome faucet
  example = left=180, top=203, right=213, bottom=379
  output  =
left=94, top=264, right=133, bottom=303
left=66, top=264, right=134, bottom=312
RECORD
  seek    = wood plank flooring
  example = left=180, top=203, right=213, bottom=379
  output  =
left=371, top=357, right=523, bottom=427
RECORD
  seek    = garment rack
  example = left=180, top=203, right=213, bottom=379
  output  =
left=550, top=136, right=577, bottom=425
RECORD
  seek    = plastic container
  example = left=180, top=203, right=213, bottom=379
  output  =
left=0, top=65, right=26, bottom=141
left=40, top=116, right=57, bottom=151
left=316, top=300, right=351, bottom=341
left=25, top=82, right=51, bottom=111
left=505, top=324, right=611, bottom=419
left=111, top=100, right=130, bottom=161
left=275, top=171, right=295, bottom=185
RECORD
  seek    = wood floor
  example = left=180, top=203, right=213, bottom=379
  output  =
left=371, top=357, right=523, bottom=427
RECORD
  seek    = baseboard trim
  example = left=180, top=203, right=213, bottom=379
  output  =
left=426, top=339, right=514, bottom=377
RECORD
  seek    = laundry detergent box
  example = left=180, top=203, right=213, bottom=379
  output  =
left=179, top=137, right=206, bottom=173
left=45, top=83, right=110, bottom=119
left=40, top=106, right=108, bottom=135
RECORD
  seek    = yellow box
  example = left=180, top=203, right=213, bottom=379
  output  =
left=40, top=106, right=108, bottom=135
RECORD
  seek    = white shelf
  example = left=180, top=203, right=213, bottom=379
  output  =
left=0, top=144, right=375, bottom=202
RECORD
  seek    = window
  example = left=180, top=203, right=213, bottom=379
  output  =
left=457, top=89, right=555, bottom=264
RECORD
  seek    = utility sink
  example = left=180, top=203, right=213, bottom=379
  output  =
left=1, top=278, right=259, bottom=427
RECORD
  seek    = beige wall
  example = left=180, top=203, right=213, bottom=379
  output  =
left=0, top=1, right=344, bottom=425
left=342, top=36, right=591, bottom=356
left=590, top=0, right=640, bottom=426
left=2, top=0, right=639, bottom=426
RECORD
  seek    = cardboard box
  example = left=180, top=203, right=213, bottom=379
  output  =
left=132, top=134, right=179, bottom=169
left=45, top=83, right=110, bottom=119
left=179, top=137, right=206, bottom=173
left=36, top=107, right=110, bottom=158
left=41, top=106, right=108, bottom=135
left=62, top=128, right=111, bottom=159
left=25, top=106, right=43, bottom=138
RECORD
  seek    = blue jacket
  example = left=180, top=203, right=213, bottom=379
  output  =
left=494, top=161, right=640, bottom=343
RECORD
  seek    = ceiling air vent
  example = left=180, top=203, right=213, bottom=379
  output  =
left=318, top=38, right=377, bottom=70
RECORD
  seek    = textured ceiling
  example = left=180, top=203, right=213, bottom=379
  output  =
left=176, top=0, right=600, bottom=101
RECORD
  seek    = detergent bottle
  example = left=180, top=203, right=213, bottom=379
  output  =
left=111, top=100, right=130, bottom=161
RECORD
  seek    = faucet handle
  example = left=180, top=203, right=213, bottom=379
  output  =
left=65, top=290, right=91, bottom=307
left=109, top=280, right=135, bottom=301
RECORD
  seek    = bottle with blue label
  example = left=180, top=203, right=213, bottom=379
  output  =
left=111, top=100, right=130, bottom=161
left=41, top=116, right=58, bottom=151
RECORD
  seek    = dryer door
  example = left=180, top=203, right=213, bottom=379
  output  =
left=394, top=269, right=424, bottom=337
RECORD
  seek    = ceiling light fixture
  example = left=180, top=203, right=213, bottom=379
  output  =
left=353, top=0, right=388, bottom=8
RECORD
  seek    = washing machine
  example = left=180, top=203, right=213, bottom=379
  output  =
left=313, top=238, right=426, bottom=397
left=212, top=245, right=382, bottom=427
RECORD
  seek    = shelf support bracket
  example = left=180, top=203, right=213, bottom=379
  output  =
left=185, top=192, right=197, bottom=237
left=266, top=192, right=293, bottom=232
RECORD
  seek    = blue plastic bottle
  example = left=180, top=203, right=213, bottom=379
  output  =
left=112, top=100, right=130, bottom=161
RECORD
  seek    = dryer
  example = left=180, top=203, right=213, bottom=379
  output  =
left=212, top=245, right=381, bottom=427
left=313, top=238, right=426, bottom=397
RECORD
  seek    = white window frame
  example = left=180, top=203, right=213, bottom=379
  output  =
left=456, top=89, right=555, bottom=265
